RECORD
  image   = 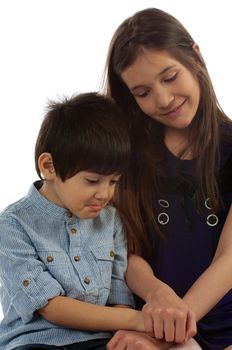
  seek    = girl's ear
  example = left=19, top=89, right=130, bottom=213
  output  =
left=192, top=43, right=200, bottom=55
left=192, top=43, right=204, bottom=64
left=38, top=153, right=56, bottom=180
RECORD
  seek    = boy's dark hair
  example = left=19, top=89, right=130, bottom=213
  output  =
left=35, top=92, right=130, bottom=181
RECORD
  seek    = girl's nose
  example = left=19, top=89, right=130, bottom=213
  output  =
left=155, top=88, right=175, bottom=110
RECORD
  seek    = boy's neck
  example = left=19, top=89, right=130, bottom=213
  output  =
left=39, top=181, right=62, bottom=208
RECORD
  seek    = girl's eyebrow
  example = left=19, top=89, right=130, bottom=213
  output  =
left=130, top=65, right=177, bottom=92
left=159, top=65, right=177, bottom=76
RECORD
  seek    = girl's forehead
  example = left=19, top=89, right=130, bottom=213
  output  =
left=121, top=50, right=180, bottom=85
left=145, top=48, right=181, bottom=63
left=125, top=49, right=180, bottom=72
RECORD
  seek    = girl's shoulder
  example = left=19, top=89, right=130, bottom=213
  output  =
left=219, top=123, right=232, bottom=191
left=220, top=121, right=232, bottom=156
left=220, top=120, right=232, bottom=140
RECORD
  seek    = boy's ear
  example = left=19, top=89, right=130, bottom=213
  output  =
left=38, top=153, right=56, bottom=180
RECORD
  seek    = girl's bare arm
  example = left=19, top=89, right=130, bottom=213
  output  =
left=183, top=205, right=232, bottom=321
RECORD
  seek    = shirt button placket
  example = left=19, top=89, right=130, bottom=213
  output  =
left=23, top=279, right=30, bottom=287
left=84, top=277, right=91, bottom=285
left=66, top=211, right=73, bottom=218
left=70, top=228, right=77, bottom=235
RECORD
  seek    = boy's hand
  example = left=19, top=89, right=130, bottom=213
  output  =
left=107, top=330, right=172, bottom=350
left=142, top=288, right=197, bottom=343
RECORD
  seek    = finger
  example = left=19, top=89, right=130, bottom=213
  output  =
left=134, top=340, right=159, bottom=350
left=106, top=340, right=127, bottom=350
left=142, top=308, right=155, bottom=336
left=174, top=313, right=187, bottom=343
left=107, top=330, right=125, bottom=349
left=153, top=314, right=164, bottom=339
left=185, top=310, right=197, bottom=342
left=108, top=332, right=148, bottom=350
left=163, top=317, right=175, bottom=343
left=107, top=343, right=125, bottom=350
left=108, top=343, right=127, bottom=350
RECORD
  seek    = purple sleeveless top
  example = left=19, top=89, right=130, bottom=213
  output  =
left=150, top=130, right=232, bottom=349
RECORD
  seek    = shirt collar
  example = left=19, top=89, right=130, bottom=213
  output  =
left=27, top=180, right=68, bottom=219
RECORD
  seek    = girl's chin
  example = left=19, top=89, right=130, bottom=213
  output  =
left=168, top=119, right=193, bottom=130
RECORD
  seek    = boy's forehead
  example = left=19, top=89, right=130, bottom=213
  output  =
left=79, top=171, right=121, bottom=177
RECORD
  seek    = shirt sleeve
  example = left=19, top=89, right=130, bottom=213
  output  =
left=0, top=215, right=65, bottom=324
left=107, top=211, right=135, bottom=307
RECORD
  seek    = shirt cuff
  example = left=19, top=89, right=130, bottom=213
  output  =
left=12, top=271, right=65, bottom=324
left=107, top=279, right=135, bottom=308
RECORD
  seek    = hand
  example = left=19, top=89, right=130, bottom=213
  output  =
left=142, top=286, right=197, bottom=343
left=107, top=330, right=172, bottom=350
left=170, top=338, right=202, bottom=349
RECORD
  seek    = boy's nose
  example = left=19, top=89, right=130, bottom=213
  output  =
left=94, top=185, right=112, bottom=200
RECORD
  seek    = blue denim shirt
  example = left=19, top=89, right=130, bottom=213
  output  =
left=0, top=181, right=134, bottom=350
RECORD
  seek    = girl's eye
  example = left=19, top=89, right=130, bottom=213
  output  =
left=164, top=73, right=178, bottom=83
left=134, top=90, right=150, bottom=98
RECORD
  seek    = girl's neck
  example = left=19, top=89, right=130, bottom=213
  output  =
left=164, top=127, right=193, bottom=160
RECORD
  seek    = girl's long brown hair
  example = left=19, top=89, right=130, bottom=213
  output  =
left=102, top=8, right=232, bottom=255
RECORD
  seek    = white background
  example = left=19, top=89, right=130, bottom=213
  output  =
left=0, top=0, right=231, bottom=320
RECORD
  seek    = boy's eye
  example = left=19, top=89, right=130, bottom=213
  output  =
left=85, top=178, right=99, bottom=184
left=110, top=179, right=120, bottom=185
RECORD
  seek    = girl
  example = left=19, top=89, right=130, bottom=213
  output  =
left=103, top=8, right=232, bottom=350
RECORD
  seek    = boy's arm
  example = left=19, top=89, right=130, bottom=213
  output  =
left=126, top=254, right=196, bottom=343
left=37, top=295, right=143, bottom=331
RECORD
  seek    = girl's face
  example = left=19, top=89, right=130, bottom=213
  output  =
left=40, top=171, right=121, bottom=219
left=121, top=49, right=200, bottom=132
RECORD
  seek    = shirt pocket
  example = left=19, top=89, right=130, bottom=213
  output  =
left=38, top=251, right=73, bottom=291
left=91, top=245, right=115, bottom=289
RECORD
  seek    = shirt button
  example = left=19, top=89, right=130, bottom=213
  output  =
left=74, top=255, right=81, bottom=262
left=84, top=277, right=91, bottom=284
left=47, top=255, right=54, bottom=263
left=67, top=211, right=73, bottom=218
left=23, top=279, right=30, bottom=287
left=70, top=228, right=77, bottom=234
left=109, top=250, right=115, bottom=257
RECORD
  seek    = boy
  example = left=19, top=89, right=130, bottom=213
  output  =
left=0, top=93, right=144, bottom=350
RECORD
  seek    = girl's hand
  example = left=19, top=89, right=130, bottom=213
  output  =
left=142, top=287, right=197, bottom=343
left=107, top=330, right=172, bottom=350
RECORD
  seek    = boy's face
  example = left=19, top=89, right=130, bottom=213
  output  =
left=40, top=171, right=121, bottom=219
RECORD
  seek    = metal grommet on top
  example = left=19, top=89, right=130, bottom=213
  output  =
left=205, top=198, right=212, bottom=210
left=158, top=212, right=169, bottom=225
left=158, top=199, right=170, bottom=208
left=207, top=214, right=219, bottom=227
